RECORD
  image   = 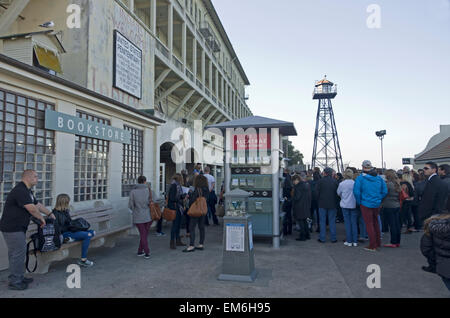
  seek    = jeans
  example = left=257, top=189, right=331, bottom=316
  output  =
left=63, top=230, right=95, bottom=259
left=156, top=218, right=163, bottom=233
left=135, top=222, right=152, bottom=254
left=380, top=208, right=390, bottom=233
left=205, top=199, right=219, bottom=225
left=319, top=208, right=337, bottom=242
left=383, top=208, right=401, bottom=245
left=401, top=201, right=413, bottom=229
left=189, top=216, right=206, bottom=247
left=411, top=205, right=422, bottom=230
left=2, top=231, right=26, bottom=285
left=358, top=208, right=368, bottom=239
left=360, top=205, right=381, bottom=249
left=283, top=205, right=293, bottom=235
left=442, top=277, right=450, bottom=292
left=342, top=208, right=358, bottom=244
left=171, top=209, right=182, bottom=240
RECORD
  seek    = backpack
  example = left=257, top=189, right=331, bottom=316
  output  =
left=26, top=217, right=63, bottom=273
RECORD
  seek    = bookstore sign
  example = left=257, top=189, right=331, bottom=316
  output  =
left=45, top=109, right=131, bottom=144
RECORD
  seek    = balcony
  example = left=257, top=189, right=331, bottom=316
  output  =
left=212, top=95, right=217, bottom=104
left=205, top=87, right=211, bottom=98
left=208, top=37, right=221, bottom=53
left=313, top=84, right=337, bottom=100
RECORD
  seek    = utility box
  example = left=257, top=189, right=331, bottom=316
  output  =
left=218, top=215, right=257, bottom=283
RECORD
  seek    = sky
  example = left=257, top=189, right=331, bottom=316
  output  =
left=212, top=0, right=450, bottom=170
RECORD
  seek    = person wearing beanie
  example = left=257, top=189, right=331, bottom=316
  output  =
left=353, top=160, right=388, bottom=252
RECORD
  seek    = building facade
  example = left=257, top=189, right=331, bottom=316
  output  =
left=0, top=0, right=252, bottom=269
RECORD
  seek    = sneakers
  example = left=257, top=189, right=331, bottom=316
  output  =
left=144, top=254, right=150, bottom=259
left=137, top=252, right=145, bottom=257
left=383, top=244, right=399, bottom=248
left=78, top=259, right=94, bottom=267
left=22, top=277, right=33, bottom=284
left=344, top=242, right=352, bottom=247
left=155, top=232, right=166, bottom=237
left=364, top=247, right=377, bottom=252
left=352, top=243, right=358, bottom=247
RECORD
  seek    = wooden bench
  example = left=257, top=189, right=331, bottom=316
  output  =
left=26, top=204, right=131, bottom=274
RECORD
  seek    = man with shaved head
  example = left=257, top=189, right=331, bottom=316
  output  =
left=0, top=170, right=55, bottom=290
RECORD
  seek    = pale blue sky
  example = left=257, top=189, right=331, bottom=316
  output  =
left=212, top=0, right=450, bottom=170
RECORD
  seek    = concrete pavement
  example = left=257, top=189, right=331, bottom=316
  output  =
left=0, top=220, right=448, bottom=298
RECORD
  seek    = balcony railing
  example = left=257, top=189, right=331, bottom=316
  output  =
left=205, top=88, right=211, bottom=98
left=174, top=0, right=183, bottom=13
left=199, top=21, right=213, bottom=39
left=196, top=79, right=203, bottom=90
left=173, top=55, right=183, bottom=72
left=156, top=39, right=170, bottom=59
left=212, top=96, right=217, bottom=104
left=185, top=68, right=194, bottom=82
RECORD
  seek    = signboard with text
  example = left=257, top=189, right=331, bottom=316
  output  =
left=45, top=109, right=131, bottom=144
left=113, top=30, right=142, bottom=99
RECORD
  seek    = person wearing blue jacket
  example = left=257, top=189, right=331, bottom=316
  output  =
left=353, top=160, right=388, bottom=252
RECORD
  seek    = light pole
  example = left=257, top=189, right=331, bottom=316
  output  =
left=376, top=130, right=387, bottom=172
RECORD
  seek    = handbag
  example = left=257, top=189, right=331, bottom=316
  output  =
left=162, top=207, right=176, bottom=221
left=187, top=189, right=208, bottom=218
left=150, top=202, right=162, bottom=221
left=68, top=218, right=91, bottom=232
left=215, top=204, right=225, bottom=217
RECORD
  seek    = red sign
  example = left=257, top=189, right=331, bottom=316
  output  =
left=233, top=132, right=271, bottom=151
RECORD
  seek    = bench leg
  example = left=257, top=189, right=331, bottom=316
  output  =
left=104, top=230, right=129, bottom=248
left=32, top=249, right=70, bottom=274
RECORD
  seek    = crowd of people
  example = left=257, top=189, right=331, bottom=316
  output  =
left=282, top=161, right=450, bottom=291
left=1, top=161, right=448, bottom=292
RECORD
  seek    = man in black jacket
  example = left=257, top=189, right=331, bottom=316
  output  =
left=316, top=167, right=339, bottom=243
left=418, top=162, right=448, bottom=221
left=438, top=164, right=450, bottom=213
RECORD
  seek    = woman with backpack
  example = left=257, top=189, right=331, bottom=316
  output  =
left=53, top=194, right=95, bottom=267
left=420, top=213, right=450, bottom=291
left=183, top=175, right=209, bottom=253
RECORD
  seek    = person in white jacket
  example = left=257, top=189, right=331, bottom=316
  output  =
left=337, top=169, right=358, bottom=246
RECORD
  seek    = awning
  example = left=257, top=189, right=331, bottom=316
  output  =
left=33, top=45, right=62, bottom=73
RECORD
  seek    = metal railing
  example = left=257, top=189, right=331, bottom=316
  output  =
left=205, top=88, right=211, bottom=98
left=313, top=84, right=337, bottom=96
left=196, top=79, right=203, bottom=90
left=156, top=39, right=170, bottom=59
left=172, top=55, right=183, bottom=72
left=185, top=69, right=194, bottom=82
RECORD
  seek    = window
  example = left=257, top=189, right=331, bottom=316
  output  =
left=122, top=125, right=144, bottom=197
left=134, top=0, right=151, bottom=27
left=74, top=111, right=110, bottom=202
left=0, top=89, right=55, bottom=213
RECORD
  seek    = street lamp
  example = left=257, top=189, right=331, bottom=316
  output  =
left=376, top=130, right=387, bottom=171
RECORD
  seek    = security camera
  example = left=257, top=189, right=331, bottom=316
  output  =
left=376, top=130, right=386, bottom=137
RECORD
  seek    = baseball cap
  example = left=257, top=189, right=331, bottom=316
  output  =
left=362, top=160, right=373, bottom=169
